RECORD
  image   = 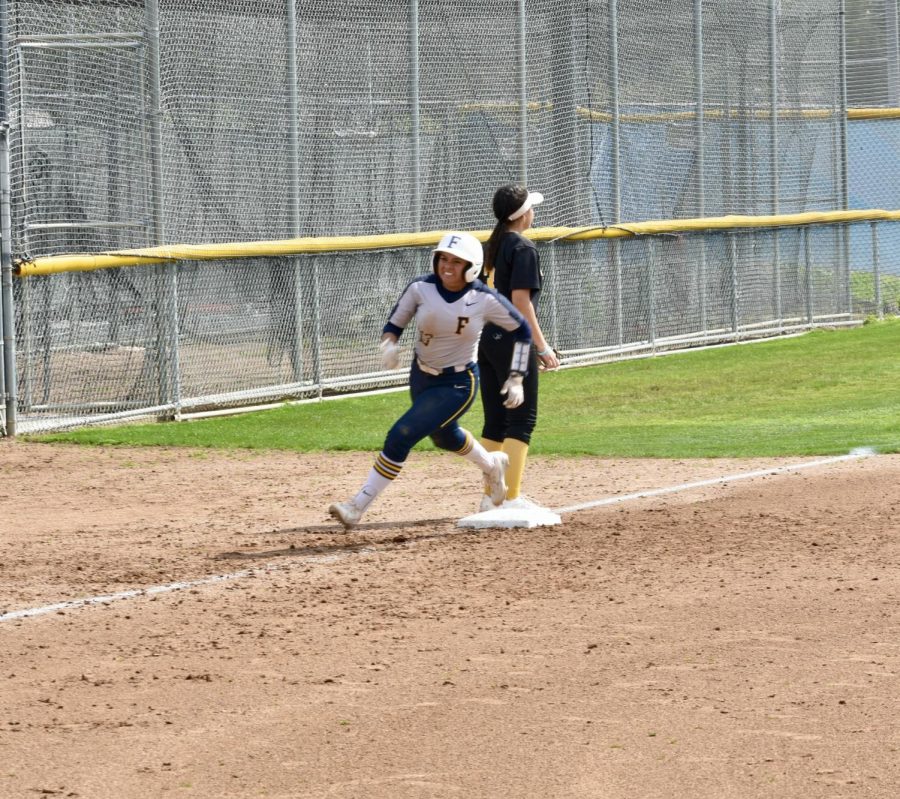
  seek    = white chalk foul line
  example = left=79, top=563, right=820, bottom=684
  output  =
left=0, top=569, right=254, bottom=622
left=1, top=449, right=875, bottom=625
left=553, top=449, right=875, bottom=515
left=0, top=551, right=353, bottom=624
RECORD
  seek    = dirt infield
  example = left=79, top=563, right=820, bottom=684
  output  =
left=2, top=440, right=900, bottom=798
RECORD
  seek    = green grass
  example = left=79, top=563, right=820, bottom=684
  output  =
left=32, top=319, right=900, bottom=458
left=850, top=271, right=900, bottom=312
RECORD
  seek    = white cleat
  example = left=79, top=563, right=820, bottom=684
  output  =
left=329, top=501, right=362, bottom=530
left=479, top=493, right=497, bottom=513
left=501, top=495, right=543, bottom=511
left=485, top=451, right=509, bottom=507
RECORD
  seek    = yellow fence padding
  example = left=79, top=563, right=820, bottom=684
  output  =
left=15, top=209, right=900, bottom=277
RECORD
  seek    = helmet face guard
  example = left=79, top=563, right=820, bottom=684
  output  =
left=432, top=231, right=483, bottom=283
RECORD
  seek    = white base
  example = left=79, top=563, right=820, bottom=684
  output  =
left=457, top=505, right=562, bottom=529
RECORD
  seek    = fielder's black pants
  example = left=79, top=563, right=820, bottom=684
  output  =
left=477, top=325, right=539, bottom=445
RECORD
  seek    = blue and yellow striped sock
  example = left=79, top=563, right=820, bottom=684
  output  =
left=353, top=452, right=403, bottom=511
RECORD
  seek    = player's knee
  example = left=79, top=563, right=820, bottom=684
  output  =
left=429, top=430, right=457, bottom=451
left=481, top=422, right=505, bottom=442
left=384, top=424, right=417, bottom=462
left=504, top=420, right=535, bottom=445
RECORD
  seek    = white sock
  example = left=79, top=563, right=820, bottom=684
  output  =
left=352, top=452, right=403, bottom=511
left=456, top=430, right=494, bottom=473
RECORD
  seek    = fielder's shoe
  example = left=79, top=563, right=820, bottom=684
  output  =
left=485, top=451, right=509, bottom=506
left=501, top=495, right=544, bottom=511
left=329, top=501, right=362, bottom=530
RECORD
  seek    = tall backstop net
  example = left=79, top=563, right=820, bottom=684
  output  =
left=1, top=0, right=895, bottom=433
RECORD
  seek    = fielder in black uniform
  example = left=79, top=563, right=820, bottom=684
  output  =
left=328, top=231, right=532, bottom=530
left=477, top=185, right=560, bottom=512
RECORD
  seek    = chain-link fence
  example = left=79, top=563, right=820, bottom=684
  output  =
left=4, top=0, right=847, bottom=255
left=11, top=218, right=899, bottom=434
left=2, top=0, right=899, bottom=434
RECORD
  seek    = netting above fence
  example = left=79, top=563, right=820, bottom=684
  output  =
left=7, top=0, right=846, bottom=261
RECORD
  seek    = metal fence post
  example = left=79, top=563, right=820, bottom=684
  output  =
left=610, top=0, right=623, bottom=347
left=803, top=225, right=813, bottom=325
left=871, top=221, right=882, bottom=319
left=13, top=38, right=31, bottom=414
left=0, top=0, right=16, bottom=435
left=838, top=0, right=852, bottom=314
left=548, top=242, right=559, bottom=348
left=770, top=0, right=782, bottom=327
left=729, top=232, right=739, bottom=336
left=518, top=0, right=527, bottom=184
left=311, top=255, right=323, bottom=398
left=648, top=238, right=657, bottom=352
left=286, top=0, right=307, bottom=385
left=145, top=0, right=179, bottom=414
left=887, top=0, right=900, bottom=106
left=694, top=0, right=707, bottom=334
left=287, top=2, right=301, bottom=235
left=410, top=0, right=421, bottom=232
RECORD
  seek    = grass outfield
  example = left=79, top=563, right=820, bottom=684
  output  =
left=33, top=319, right=900, bottom=458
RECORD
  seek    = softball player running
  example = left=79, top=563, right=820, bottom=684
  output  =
left=328, top=231, right=532, bottom=530
left=477, top=185, right=559, bottom=512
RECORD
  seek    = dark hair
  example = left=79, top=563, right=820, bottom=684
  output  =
left=484, top=184, right=528, bottom=275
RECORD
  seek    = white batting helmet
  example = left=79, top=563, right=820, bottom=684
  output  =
left=433, top=231, right=484, bottom=283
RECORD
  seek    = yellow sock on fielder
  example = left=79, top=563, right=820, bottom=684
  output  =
left=501, top=438, right=529, bottom=500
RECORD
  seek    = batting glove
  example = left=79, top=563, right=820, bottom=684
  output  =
left=501, top=373, right=525, bottom=409
left=380, top=338, right=401, bottom=370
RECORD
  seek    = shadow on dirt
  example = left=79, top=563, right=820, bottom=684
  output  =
left=213, top=516, right=470, bottom=561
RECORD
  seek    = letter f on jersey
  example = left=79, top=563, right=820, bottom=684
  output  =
left=456, top=316, right=470, bottom=335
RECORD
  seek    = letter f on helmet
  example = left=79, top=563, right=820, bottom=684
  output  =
left=433, top=231, right=484, bottom=283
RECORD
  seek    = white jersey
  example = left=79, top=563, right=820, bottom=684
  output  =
left=384, top=275, right=530, bottom=372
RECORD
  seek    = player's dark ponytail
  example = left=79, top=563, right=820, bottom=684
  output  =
left=484, top=184, right=528, bottom=276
